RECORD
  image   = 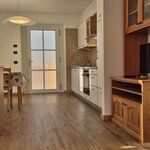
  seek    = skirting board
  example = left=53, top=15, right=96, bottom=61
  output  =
left=101, top=114, right=112, bottom=121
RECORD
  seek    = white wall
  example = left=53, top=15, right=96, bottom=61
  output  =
left=103, top=0, right=124, bottom=115
left=0, top=23, right=21, bottom=72
left=0, top=13, right=80, bottom=92
left=79, top=0, right=96, bottom=24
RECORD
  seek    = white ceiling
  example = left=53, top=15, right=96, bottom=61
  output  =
left=0, top=0, right=93, bottom=15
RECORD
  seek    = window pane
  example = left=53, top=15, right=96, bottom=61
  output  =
left=44, top=51, right=56, bottom=69
left=44, top=31, right=56, bottom=49
left=31, top=30, right=42, bottom=49
left=31, top=51, right=43, bottom=69
left=32, top=71, right=43, bottom=90
left=45, top=71, right=56, bottom=89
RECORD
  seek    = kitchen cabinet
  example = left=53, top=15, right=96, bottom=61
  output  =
left=71, top=68, right=79, bottom=94
left=111, top=77, right=150, bottom=142
left=125, top=0, right=150, bottom=33
left=90, top=86, right=98, bottom=105
left=86, top=13, right=97, bottom=47
left=97, top=88, right=102, bottom=108
left=86, top=13, right=97, bottom=38
left=89, top=69, right=98, bottom=105
left=97, top=0, right=103, bottom=22
left=78, top=21, right=87, bottom=49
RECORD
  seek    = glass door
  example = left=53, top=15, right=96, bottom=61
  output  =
left=143, top=0, right=150, bottom=21
left=28, top=28, right=60, bottom=93
left=128, top=0, right=138, bottom=27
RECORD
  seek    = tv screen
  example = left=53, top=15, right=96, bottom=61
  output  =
left=140, top=43, right=150, bottom=75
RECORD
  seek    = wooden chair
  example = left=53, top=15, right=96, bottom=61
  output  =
left=3, top=68, right=12, bottom=112
left=11, top=72, right=23, bottom=110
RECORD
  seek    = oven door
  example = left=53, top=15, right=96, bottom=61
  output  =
left=79, top=69, right=83, bottom=94
left=83, top=69, right=89, bottom=95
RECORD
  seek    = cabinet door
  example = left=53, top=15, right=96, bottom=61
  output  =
left=71, top=69, right=79, bottom=94
left=127, top=0, right=139, bottom=26
left=126, top=100, right=141, bottom=135
left=112, top=95, right=126, bottom=125
left=125, top=0, right=142, bottom=33
left=78, top=24, right=82, bottom=48
left=97, top=0, right=103, bottom=22
left=90, top=86, right=98, bottom=105
left=78, top=22, right=87, bottom=49
left=143, top=0, right=150, bottom=24
left=90, top=74, right=98, bottom=87
left=125, top=0, right=150, bottom=33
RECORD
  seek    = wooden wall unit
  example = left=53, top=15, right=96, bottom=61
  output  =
left=124, top=0, right=150, bottom=76
left=111, top=77, right=150, bottom=142
left=124, top=32, right=148, bottom=76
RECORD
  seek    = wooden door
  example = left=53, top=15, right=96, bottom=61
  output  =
left=112, top=95, right=126, bottom=125
left=126, top=100, right=141, bottom=135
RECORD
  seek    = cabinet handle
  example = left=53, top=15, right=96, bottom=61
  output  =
left=92, top=88, right=95, bottom=91
left=91, top=77, right=95, bottom=79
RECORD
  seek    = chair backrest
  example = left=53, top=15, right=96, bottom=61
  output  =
left=3, top=68, right=11, bottom=88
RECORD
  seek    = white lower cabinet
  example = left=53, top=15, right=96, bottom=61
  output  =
left=71, top=68, right=79, bottom=94
left=90, top=86, right=98, bottom=105
left=98, top=88, right=102, bottom=108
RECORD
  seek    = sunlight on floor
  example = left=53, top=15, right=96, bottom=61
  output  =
left=120, top=145, right=137, bottom=149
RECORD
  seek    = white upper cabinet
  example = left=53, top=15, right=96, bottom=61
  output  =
left=97, top=0, right=103, bottom=22
left=71, top=68, right=79, bottom=94
left=78, top=21, right=87, bottom=49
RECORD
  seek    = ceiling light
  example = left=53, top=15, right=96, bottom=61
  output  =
left=2, top=0, right=35, bottom=26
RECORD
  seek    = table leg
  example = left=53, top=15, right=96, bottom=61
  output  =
left=17, top=87, right=22, bottom=110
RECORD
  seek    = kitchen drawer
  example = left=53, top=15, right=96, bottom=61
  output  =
left=90, top=86, right=98, bottom=105
left=89, top=69, right=97, bottom=75
left=90, top=74, right=98, bottom=87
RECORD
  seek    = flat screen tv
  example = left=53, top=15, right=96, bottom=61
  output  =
left=140, top=43, right=150, bottom=76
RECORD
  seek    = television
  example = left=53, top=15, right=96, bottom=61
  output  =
left=140, top=43, right=150, bottom=76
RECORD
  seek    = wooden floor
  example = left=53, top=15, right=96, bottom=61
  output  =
left=0, top=93, right=150, bottom=150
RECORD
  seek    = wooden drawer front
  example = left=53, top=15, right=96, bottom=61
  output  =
left=89, top=69, right=97, bottom=75
left=112, top=95, right=126, bottom=125
left=126, top=100, right=141, bottom=135
left=90, top=86, right=98, bottom=105
left=90, top=75, right=97, bottom=87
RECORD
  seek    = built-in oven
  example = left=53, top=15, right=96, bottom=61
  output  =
left=79, top=68, right=90, bottom=96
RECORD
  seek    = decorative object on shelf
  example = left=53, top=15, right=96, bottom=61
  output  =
left=2, top=0, right=35, bottom=26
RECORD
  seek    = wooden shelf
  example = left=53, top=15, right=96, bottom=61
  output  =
left=112, top=89, right=141, bottom=103
left=112, top=86, right=142, bottom=95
